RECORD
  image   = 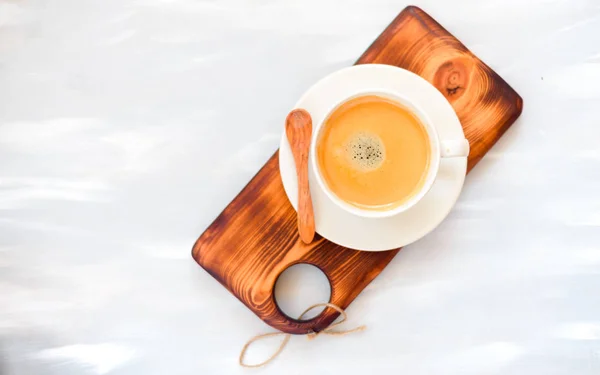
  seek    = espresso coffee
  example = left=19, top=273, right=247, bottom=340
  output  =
left=316, top=95, right=431, bottom=211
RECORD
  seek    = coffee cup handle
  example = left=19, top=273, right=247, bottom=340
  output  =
left=440, top=139, right=470, bottom=158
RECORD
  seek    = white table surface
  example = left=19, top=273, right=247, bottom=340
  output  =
left=2, top=0, right=600, bottom=374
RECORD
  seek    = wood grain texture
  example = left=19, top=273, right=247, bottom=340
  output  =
left=192, top=5, right=523, bottom=334
left=285, top=109, right=315, bottom=244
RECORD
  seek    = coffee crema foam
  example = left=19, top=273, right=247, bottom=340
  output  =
left=344, top=132, right=385, bottom=171
left=316, top=94, right=431, bottom=211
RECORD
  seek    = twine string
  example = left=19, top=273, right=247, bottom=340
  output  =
left=239, top=302, right=366, bottom=368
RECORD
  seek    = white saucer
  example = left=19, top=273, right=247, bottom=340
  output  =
left=279, top=65, right=467, bottom=251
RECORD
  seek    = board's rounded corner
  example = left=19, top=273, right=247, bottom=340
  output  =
left=515, top=93, right=524, bottom=115
left=191, top=237, right=205, bottom=264
left=404, top=4, right=424, bottom=14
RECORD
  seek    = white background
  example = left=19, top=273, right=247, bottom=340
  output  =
left=1, top=0, right=600, bottom=374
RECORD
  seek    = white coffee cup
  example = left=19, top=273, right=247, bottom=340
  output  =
left=310, top=89, right=470, bottom=219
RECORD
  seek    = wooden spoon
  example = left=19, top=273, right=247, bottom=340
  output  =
left=285, top=109, right=315, bottom=244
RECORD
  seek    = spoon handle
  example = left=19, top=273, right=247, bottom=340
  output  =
left=296, top=141, right=315, bottom=244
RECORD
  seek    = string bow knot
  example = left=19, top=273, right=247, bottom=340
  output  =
left=239, top=302, right=366, bottom=368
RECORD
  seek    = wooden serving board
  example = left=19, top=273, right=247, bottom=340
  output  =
left=192, top=6, right=522, bottom=334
